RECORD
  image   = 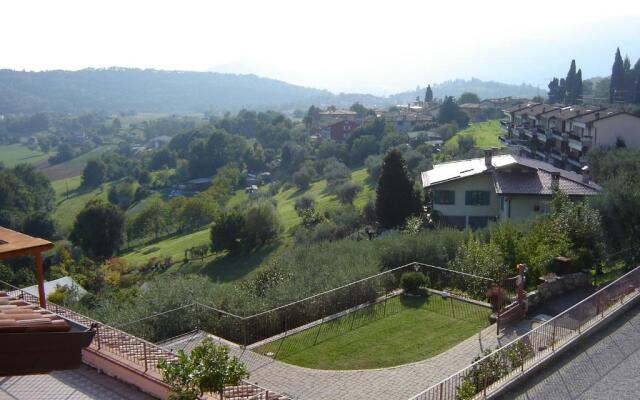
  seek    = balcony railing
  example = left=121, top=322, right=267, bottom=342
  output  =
left=0, top=280, right=285, bottom=400
left=409, top=266, right=640, bottom=400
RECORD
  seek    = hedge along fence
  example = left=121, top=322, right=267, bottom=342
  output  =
left=116, top=262, right=498, bottom=346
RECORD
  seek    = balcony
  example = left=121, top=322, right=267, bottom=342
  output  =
left=568, top=138, right=583, bottom=152
left=549, top=149, right=564, bottom=161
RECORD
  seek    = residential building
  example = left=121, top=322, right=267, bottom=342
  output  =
left=147, top=135, right=172, bottom=149
left=21, top=276, right=88, bottom=301
left=421, top=152, right=600, bottom=229
left=327, top=119, right=361, bottom=141
left=501, top=102, right=640, bottom=172
left=459, top=103, right=483, bottom=121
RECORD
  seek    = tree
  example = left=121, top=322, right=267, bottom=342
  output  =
left=349, top=102, right=369, bottom=117
left=547, top=78, right=563, bottom=103
left=610, top=48, right=625, bottom=103
left=81, top=159, right=106, bottom=188
left=243, top=202, right=283, bottom=248
left=375, top=150, right=421, bottom=229
left=158, top=338, right=248, bottom=399
left=349, top=135, right=379, bottom=164
left=335, top=180, right=362, bottom=205
left=458, top=92, right=480, bottom=104
left=564, top=60, right=577, bottom=104
left=135, top=199, right=169, bottom=240
left=438, top=96, right=469, bottom=128
left=210, top=211, right=245, bottom=255
left=424, top=85, right=433, bottom=102
left=179, top=196, right=218, bottom=231
left=575, top=69, right=583, bottom=104
left=292, top=165, right=314, bottom=190
left=69, top=200, right=124, bottom=260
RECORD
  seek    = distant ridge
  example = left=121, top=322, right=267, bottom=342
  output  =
left=0, top=68, right=542, bottom=114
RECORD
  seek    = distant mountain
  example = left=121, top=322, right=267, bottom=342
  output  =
left=0, top=68, right=332, bottom=114
left=0, top=69, right=545, bottom=115
left=389, top=78, right=543, bottom=103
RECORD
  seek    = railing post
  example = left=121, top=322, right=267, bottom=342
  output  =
left=552, top=319, right=556, bottom=352
left=95, top=324, right=101, bottom=350
left=143, top=342, right=149, bottom=372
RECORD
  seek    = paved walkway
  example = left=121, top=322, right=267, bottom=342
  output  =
left=165, top=321, right=527, bottom=400
left=501, top=303, right=640, bottom=400
left=0, top=365, right=155, bottom=400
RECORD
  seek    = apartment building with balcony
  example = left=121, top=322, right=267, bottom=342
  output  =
left=501, top=102, right=640, bottom=172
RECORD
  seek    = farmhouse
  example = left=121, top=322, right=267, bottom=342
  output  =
left=421, top=151, right=600, bottom=229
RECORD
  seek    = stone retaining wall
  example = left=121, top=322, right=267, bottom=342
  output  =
left=526, top=271, right=591, bottom=310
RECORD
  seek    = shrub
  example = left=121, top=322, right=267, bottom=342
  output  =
left=244, top=202, right=283, bottom=248
left=335, top=180, right=362, bottom=205
left=211, top=211, right=245, bottom=255
left=401, top=271, right=428, bottom=294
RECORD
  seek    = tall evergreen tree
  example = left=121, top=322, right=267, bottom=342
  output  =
left=424, top=85, right=433, bottom=102
left=610, top=48, right=625, bottom=103
left=623, top=55, right=634, bottom=103
left=558, top=78, right=567, bottom=103
left=575, top=69, right=583, bottom=104
left=548, top=78, right=561, bottom=103
left=375, top=150, right=421, bottom=229
left=565, top=60, right=577, bottom=104
left=635, top=75, right=640, bottom=104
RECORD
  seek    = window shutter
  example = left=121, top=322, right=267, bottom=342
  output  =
left=448, top=191, right=455, bottom=204
left=465, top=191, right=472, bottom=205
left=482, top=191, right=490, bottom=205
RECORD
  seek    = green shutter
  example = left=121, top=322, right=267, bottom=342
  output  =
left=465, top=191, right=472, bottom=205
left=448, top=191, right=455, bottom=205
left=482, top=191, right=490, bottom=205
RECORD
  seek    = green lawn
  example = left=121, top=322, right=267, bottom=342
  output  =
left=122, top=228, right=211, bottom=266
left=254, top=294, right=491, bottom=370
left=53, top=180, right=113, bottom=235
left=444, top=120, right=504, bottom=151
left=0, top=143, right=51, bottom=167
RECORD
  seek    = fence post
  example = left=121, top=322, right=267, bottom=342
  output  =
left=243, top=318, right=248, bottom=348
left=95, top=324, right=101, bottom=350
left=552, top=319, right=557, bottom=352
left=450, top=297, right=455, bottom=318
left=143, top=342, right=148, bottom=372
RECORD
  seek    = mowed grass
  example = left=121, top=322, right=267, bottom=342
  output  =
left=122, top=228, right=211, bottom=266
left=444, top=120, right=504, bottom=151
left=42, top=145, right=115, bottom=181
left=255, top=294, right=491, bottom=370
left=0, top=143, right=51, bottom=167
left=53, top=178, right=113, bottom=235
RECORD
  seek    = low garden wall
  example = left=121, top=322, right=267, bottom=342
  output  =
left=525, top=271, right=592, bottom=311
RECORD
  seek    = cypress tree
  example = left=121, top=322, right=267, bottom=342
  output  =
left=375, top=150, right=421, bottom=229
left=575, top=69, right=583, bottom=104
left=565, top=60, right=577, bottom=104
left=425, top=85, right=433, bottom=102
left=610, top=48, right=625, bottom=103
left=635, top=76, right=640, bottom=104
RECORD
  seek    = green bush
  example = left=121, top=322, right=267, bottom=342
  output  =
left=400, top=271, right=428, bottom=294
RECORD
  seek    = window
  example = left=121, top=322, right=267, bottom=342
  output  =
left=465, top=190, right=490, bottom=206
left=433, top=190, right=455, bottom=205
left=499, top=196, right=504, bottom=211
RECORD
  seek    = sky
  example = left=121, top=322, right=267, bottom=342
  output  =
left=3, top=0, right=640, bottom=95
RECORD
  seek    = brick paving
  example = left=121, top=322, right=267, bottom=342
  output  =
left=502, top=303, right=640, bottom=400
left=165, top=321, right=528, bottom=400
left=0, top=364, right=155, bottom=400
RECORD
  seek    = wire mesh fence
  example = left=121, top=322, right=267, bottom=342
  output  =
left=113, top=262, right=499, bottom=348
left=409, top=265, right=640, bottom=400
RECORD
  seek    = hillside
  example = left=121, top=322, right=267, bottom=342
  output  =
left=390, top=78, right=542, bottom=103
left=0, top=68, right=332, bottom=114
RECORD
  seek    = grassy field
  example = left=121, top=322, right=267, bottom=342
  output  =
left=255, top=294, right=491, bottom=370
left=121, top=167, right=374, bottom=270
left=0, top=143, right=52, bottom=167
left=53, top=179, right=113, bottom=235
left=41, top=145, right=115, bottom=181
left=444, top=120, right=504, bottom=152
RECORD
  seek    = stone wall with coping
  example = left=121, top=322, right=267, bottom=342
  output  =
left=525, top=271, right=592, bottom=311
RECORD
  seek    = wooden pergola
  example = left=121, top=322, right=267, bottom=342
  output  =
left=0, top=227, right=54, bottom=308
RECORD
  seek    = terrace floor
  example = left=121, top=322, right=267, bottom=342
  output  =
left=0, top=365, right=155, bottom=400
left=165, top=319, right=532, bottom=400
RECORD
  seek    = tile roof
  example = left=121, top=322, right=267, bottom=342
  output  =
left=540, top=105, right=604, bottom=121
left=514, top=104, right=561, bottom=118
left=421, top=154, right=601, bottom=196
left=0, top=291, right=70, bottom=333
left=503, top=102, right=540, bottom=113
left=574, top=110, right=631, bottom=124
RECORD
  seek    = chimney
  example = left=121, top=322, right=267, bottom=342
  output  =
left=551, top=171, right=560, bottom=190
left=595, top=112, right=600, bottom=120
left=484, top=149, right=493, bottom=168
left=581, top=165, right=590, bottom=184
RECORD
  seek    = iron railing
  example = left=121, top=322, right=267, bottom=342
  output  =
left=0, top=280, right=284, bottom=400
left=408, top=265, right=640, bottom=400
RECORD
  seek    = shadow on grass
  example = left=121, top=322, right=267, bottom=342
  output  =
left=399, top=291, right=428, bottom=308
left=197, top=244, right=280, bottom=283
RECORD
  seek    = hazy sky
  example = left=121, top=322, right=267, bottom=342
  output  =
left=4, top=0, right=640, bottom=94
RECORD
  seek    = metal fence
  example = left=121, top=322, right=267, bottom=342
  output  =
left=408, top=265, right=640, bottom=400
left=115, top=262, right=499, bottom=347
left=0, top=280, right=283, bottom=400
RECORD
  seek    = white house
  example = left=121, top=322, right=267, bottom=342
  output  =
left=21, top=276, right=88, bottom=301
left=421, top=151, right=601, bottom=229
